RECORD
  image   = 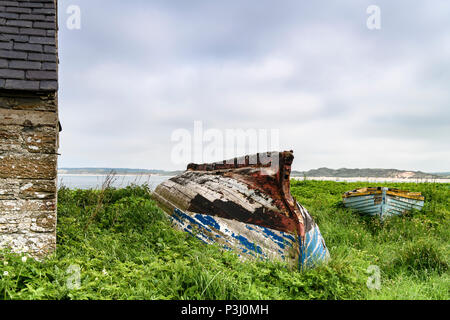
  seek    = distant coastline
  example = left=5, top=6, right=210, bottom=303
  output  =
left=59, top=173, right=173, bottom=177
left=291, top=168, right=450, bottom=179
left=58, top=168, right=183, bottom=176
left=58, top=167, right=450, bottom=180
left=291, top=176, right=450, bottom=183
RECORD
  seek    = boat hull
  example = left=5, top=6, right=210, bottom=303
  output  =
left=169, top=205, right=329, bottom=269
left=343, top=187, right=424, bottom=219
left=153, top=151, right=329, bottom=269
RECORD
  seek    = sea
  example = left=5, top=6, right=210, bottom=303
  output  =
left=58, top=174, right=450, bottom=191
left=58, top=174, right=173, bottom=191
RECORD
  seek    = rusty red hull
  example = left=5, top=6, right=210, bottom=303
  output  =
left=153, top=151, right=329, bottom=268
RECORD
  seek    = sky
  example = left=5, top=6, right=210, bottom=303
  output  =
left=57, top=0, right=450, bottom=172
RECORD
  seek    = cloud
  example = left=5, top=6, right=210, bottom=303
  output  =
left=57, top=0, right=450, bottom=171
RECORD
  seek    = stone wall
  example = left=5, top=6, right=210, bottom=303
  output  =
left=0, top=90, right=58, bottom=258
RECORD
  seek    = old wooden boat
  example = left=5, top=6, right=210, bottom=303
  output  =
left=153, top=151, right=329, bottom=269
left=342, top=187, right=424, bottom=219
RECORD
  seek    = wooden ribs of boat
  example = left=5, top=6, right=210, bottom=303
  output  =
left=153, top=151, right=329, bottom=269
left=342, top=187, right=425, bottom=219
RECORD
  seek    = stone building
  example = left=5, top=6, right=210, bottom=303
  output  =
left=0, top=0, right=59, bottom=258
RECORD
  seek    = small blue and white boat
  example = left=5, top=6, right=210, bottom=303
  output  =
left=153, top=151, right=329, bottom=269
left=342, top=187, right=424, bottom=220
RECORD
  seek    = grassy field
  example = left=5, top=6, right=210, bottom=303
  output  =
left=0, top=180, right=448, bottom=300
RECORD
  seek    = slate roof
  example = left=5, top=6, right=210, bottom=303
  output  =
left=0, top=0, right=57, bottom=91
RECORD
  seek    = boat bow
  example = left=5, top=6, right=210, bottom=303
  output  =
left=153, top=151, right=329, bottom=268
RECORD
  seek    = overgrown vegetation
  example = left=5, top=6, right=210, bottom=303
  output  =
left=0, top=181, right=448, bottom=299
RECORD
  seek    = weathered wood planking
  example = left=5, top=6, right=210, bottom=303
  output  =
left=153, top=151, right=329, bottom=269
left=343, top=187, right=425, bottom=220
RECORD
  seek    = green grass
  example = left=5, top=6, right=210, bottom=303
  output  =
left=0, top=181, right=448, bottom=300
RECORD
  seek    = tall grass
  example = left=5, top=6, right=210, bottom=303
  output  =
left=0, top=181, right=448, bottom=300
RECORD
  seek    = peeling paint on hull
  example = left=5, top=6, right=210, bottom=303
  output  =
left=169, top=205, right=329, bottom=269
left=343, top=187, right=425, bottom=220
left=153, top=151, right=329, bottom=269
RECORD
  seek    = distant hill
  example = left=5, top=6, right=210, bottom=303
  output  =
left=58, top=168, right=183, bottom=176
left=291, top=168, right=441, bottom=179
left=432, top=172, right=450, bottom=178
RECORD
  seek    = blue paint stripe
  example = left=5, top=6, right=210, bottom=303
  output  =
left=171, top=208, right=329, bottom=269
left=300, top=226, right=329, bottom=269
left=194, top=214, right=221, bottom=230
